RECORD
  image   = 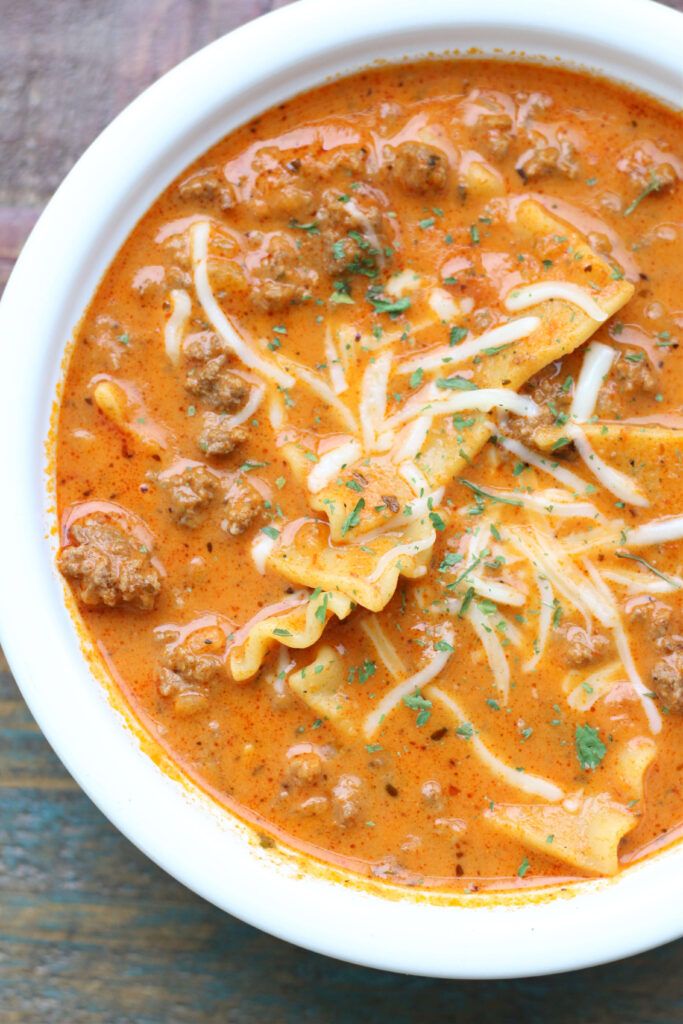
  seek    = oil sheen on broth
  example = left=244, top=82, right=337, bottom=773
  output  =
left=56, top=61, right=683, bottom=891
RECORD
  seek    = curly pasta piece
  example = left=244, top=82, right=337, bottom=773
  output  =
left=229, top=591, right=353, bottom=681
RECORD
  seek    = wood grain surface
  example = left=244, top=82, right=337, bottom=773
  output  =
left=1, top=2, right=682, bottom=1020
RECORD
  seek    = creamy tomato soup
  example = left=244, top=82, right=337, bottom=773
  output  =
left=56, top=60, right=683, bottom=890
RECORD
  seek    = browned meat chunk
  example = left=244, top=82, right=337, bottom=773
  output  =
left=629, top=598, right=672, bottom=638
left=516, top=131, right=578, bottom=182
left=388, top=142, right=449, bottom=193
left=554, top=622, right=610, bottom=666
left=197, top=413, right=247, bottom=456
left=186, top=356, right=249, bottom=413
left=159, top=466, right=219, bottom=528
left=618, top=144, right=678, bottom=197
left=470, top=113, right=515, bottom=160
left=331, top=774, right=364, bottom=826
left=158, top=625, right=226, bottom=715
left=284, top=751, right=325, bottom=787
left=501, top=368, right=571, bottom=449
left=58, top=516, right=161, bottom=610
left=249, top=233, right=317, bottom=311
left=177, top=169, right=234, bottom=211
left=221, top=478, right=261, bottom=536
left=317, top=188, right=387, bottom=276
left=597, top=352, right=658, bottom=417
left=651, top=648, right=683, bottom=713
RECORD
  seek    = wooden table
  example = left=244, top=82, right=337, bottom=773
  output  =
left=2, top=2, right=682, bottom=1019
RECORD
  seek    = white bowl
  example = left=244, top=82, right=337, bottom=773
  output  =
left=1, top=0, right=682, bottom=979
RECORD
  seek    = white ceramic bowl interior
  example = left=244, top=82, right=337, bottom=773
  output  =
left=1, top=0, right=682, bottom=979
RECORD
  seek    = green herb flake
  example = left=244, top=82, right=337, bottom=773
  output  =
left=436, top=375, right=479, bottom=391
left=341, top=497, right=365, bottom=537
left=575, top=723, right=607, bottom=771
left=429, top=511, right=446, bottom=531
left=517, top=857, right=530, bottom=878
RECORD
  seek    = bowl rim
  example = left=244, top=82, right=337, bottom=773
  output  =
left=1, top=0, right=683, bottom=979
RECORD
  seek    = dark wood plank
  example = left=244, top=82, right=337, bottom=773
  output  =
left=1, top=1, right=683, bottom=1021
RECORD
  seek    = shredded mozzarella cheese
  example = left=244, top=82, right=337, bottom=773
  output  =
left=163, top=289, right=191, bottom=365
left=398, top=317, right=541, bottom=375
left=190, top=221, right=293, bottom=387
left=383, top=387, right=540, bottom=431
left=307, top=440, right=362, bottom=493
left=570, top=342, right=616, bottom=422
left=571, top=426, right=649, bottom=508
left=360, top=349, right=392, bottom=450
left=362, top=628, right=454, bottom=738
left=504, top=281, right=609, bottom=322
left=428, top=687, right=564, bottom=801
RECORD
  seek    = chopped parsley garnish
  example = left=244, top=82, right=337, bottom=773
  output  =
left=358, top=659, right=376, bottom=684
left=623, top=171, right=666, bottom=216
left=517, top=857, right=530, bottom=878
left=260, top=526, right=279, bottom=540
left=436, top=376, right=479, bottom=391
left=460, top=479, right=523, bottom=507
left=341, top=498, right=365, bottom=537
left=616, top=551, right=680, bottom=588
left=449, top=326, right=468, bottom=346
left=289, top=218, right=319, bottom=233
left=240, top=460, right=269, bottom=472
left=429, top=510, right=446, bottom=531
left=575, top=723, right=607, bottom=771
left=469, top=225, right=480, bottom=245
left=459, top=586, right=475, bottom=617
left=409, top=367, right=424, bottom=389
left=455, top=722, right=474, bottom=740
left=367, top=290, right=411, bottom=316
left=403, top=689, right=432, bottom=727
left=551, top=436, right=571, bottom=451
left=314, top=592, right=329, bottom=623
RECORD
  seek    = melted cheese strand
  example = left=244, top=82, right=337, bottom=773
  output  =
left=504, top=281, right=609, bottom=322
left=384, top=388, right=540, bottom=431
left=360, top=349, right=392, bottom=450
left=582, top=559, right=662, bottom=734
left=359, top=618, right=407, bottom=681
left=428, top=687, right=564, bottom=801
left=366, top=529, right=436, bottom=583
left=284, top=359, right=358, bottom=433
left=163, top=289, right=191, bottom=365
left=219, top=382, right=265, bottom=431
left=398, top=459, right=430, bottom=496
left=496, top=434, right=590, bottom=495
left=307, top=440, right=362, bottom=494
left=626, top=515, right=683, bottom=548
left=571, top=342, right=616, bottom=422
left=391, top=415, right=432, bottom=464
left=363, top=628, right=454, bottom=738
left=523, top=571, right=554, bottom=673
left=459, top=486, right=602, bottom=520
left=571, top=426, right=649, bottom=508
left=190, top=221, right=293, bottom=387
left=602, top=568, right=683, bottom=593
left=512, top=527, right=613, bottom=627
left=565, top=661, right=624, bottom=712
left=467, top=600, right=511, bottom=701
left=398, top=317, right=541, bottom=375
left=251, top=532, right=276, bottom=575
left=324, top=329, right=348, bottom=395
